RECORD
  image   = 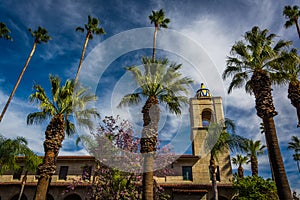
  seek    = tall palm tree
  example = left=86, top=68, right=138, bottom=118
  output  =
left=0, top=26, right=51, bottom=123
left=149, top=9, right=170, bottom=62
left=232, top=154, right=249, bottom=178
left=241, top=139, right=266, bottom=176
left=118, top=57, right=193, bottom=200
left=27, top=75, right=99, bottom=200
left=75, top=15, right=105, bottom=83
left=272, top=48, right=300, bottom=127
left=287, top=136, right=300, bottom=173
left=0, top=22, right=12, bottom=41
left=206, top=118, right=244, bottom=200
left=283, top=5, right=300, bottom=38
left=223, top=26, right=293, bottom=200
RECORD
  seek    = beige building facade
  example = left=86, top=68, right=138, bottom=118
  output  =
left=0, top=93, right=235, bottom=200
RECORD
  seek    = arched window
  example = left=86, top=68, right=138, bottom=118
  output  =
left=10, top=194, right=27, bottom=200
left=63, top=194, right=82, bottom=200
left=202, top=109, right=213, bottom=127
left=46, top=194, right=54, bottom=200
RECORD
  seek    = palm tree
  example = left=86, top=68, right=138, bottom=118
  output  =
left=287, top=136, right=300, bottom=173
left=241, top=139, right=266, bottom=176
left=17, top=152, right=42, bottom=200
left=0, top=135, right=29, bottom=174
left=0, top=134, right=41, bottom=200
left=223, top=26, right=293, bottom=200
left=149, top=9, right=170, bottom=62
left=283, top=5, right=300, bottom=38
left=232, top=154, right=249, bottom=178
left=27, top=75, right=99, bottom=200
left=272, top=48, right=300, bottom=127
left=0, top=22, right=12, bottom=41
left=206, top=118, right=244, bottom=200
left=75, top=15, right=105, bottom=83
left=118, top=57, right=193, bottom=200
left=0, top=26, right=51, bottom=123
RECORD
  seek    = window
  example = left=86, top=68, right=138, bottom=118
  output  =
left=13, top=166, right=23, bottom=180
left=59, top=166, right=69, bottom=180
left=82, top=165, right=92, bottom=180
left=182, top=166, right=193, bottom=181
left=202, top=109, right=213, bottom=127
left=209, top=166, right=220, bottom=182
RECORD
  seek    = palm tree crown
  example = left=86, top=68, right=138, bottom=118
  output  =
left=149, top=9, right=170, bottom=29
left=149, top=9, right=170, bottom=62
left=76, top=15, right=105, bottom=39
left=241, top=139, right=266, bottom=176
left=27, top=75, right=99, bottom=134
left=28, top=26, right=51, bottom=44
left=223, top=26, right=291, bottom=96
left=0, top=134, right=40, bottom=174
left=0, top=22, right=12, bottom=41
left=232, top=154, right=249, bottom=178
left=118, top=57, right=193, bottom=114
left=283, top=5, right=300, bottom=38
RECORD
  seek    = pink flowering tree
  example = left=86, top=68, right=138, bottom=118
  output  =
left=67, top=116, right=174, bottom=199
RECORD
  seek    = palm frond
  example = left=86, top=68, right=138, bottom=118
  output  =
left=65, top=119, right=76, bottom=136
left=118, top=93, right=142, bottom=108
left=76, top=27, right=84, bottom=32
left=27, top=111, right=50, bottom=125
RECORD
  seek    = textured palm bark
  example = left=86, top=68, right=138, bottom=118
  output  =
left=251, top=70, right=292, bottom=200
left=34, top=114, right=65, bottom=200
left=141, top=96, right=159, bottom=200
left=263, top=118, right=292, bottom=200
left=210, top=155, right=218, bottom=200
left=288, top=80, right=300, bottom=127
left=250, top=155, right=258, bottom=176
left=251, top=70, right=277, bottom=118
left=237, top=165, right=244, bottom=178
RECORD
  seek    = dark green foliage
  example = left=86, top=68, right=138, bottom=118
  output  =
left=233, top=176, right=278, bottom=200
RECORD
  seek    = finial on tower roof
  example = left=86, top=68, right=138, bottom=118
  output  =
left=196, top=83, right=211, bottom=98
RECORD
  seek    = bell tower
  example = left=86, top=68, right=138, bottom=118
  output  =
left=190, top=83, right=225, bottom=156
left=189, top=83, right=232, bottom=184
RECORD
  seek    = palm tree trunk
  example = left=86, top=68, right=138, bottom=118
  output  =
left=141, top=96, right=159, bottom=200
left=34, top=114, right=65, bottom=200
left=0, top=42, right=37, bottom=122
left=251, top=70, right=292, bottom=200
left=263, top=117, right=292, bottom=200
left=152, top=25, right=158, bottom=63
left=18, top=170, right=28, bottom=200
left=297, top=160, right=300, bottom=173
left=251, top=156, right=258, bottom=176
left=210, top=155, right=218, bottom=200
left=295, top=20, right=300, bottom=39
left=238, top=165, right=244, bottom=178
left=288, top=81, right=300, bottom=127
left=75, top=31, right=91, bottom=83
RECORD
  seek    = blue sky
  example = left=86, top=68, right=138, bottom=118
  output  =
left=0, top=0, right=299, bottom=193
